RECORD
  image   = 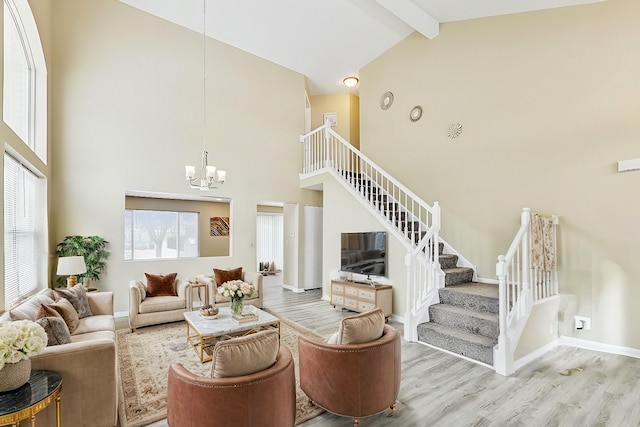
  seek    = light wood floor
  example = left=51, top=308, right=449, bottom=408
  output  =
left=138, top=278, right=640, bottom=426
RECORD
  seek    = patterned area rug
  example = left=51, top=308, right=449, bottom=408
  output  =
left=116, top=314, right=325, bottom=427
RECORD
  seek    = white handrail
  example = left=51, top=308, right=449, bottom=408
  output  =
left=300, top=124, right=443, bottom=341
left=494, top=208, right=558, bottom=376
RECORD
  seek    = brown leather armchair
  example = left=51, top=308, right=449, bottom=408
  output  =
left=167, top=348, right=296, bottom=427
left=298, top=324, right=401, bottom=425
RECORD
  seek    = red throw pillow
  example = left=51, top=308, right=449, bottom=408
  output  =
left=145, top=273, right=178, bottom=297
left=213, top=267, right=243, bottom=285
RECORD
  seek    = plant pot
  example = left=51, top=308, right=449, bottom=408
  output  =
left=0, top=358, right=31, bottom=392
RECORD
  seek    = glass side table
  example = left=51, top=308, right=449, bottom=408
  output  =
left=0, top=370, right=62, bottom=426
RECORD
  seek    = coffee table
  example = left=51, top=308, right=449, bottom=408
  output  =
left=183, top=306, right=280, bottom=363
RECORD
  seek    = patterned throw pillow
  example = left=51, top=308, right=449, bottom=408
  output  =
left=145, top=273, right=178, bottom=297
left=213, top=267, right=243, bottom=286
left=54, top=284, right=93, bottom=318
left=47, top=298, right=79, bottom=334
left=36, top=316, right=72, bottom=346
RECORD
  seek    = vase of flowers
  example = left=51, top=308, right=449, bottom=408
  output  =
left=217, top=280, right=255, bottom=315
left=0, top=320, right=47, bottom=392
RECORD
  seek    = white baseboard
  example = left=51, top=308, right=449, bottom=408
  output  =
left=514, top=336, right=640, bottom=372
left=281, top=284, right=306, bottom=293
left=558, top=336, right=640, bottom=359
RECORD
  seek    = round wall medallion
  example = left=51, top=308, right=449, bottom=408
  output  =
left=380, top=92, right=394, bottom=110
left=409, top=106, right=422, bottom=122
left=448, top=123, right=462, bottom=139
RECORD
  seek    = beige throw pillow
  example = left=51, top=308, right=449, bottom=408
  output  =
left=335, top=308, right=385, bottom=345
left=210, top=329, right=279, bottom=378
left=47, top=298, right=80, bottom=334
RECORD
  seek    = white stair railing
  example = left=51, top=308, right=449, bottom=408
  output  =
left=494, top=208, right=559, bottom=376
left=300, top=123, right=443, bottom=341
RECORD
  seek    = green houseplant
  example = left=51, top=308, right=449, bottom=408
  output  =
left=56, top=236, right=110, bottom=287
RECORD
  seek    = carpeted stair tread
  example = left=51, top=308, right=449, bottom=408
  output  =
left=416, top=322, right=495, bottom=365
left=429, top=303, right=499, bottom=340
left=442, top=267, right=474, bottom=286
left=443, top=282, right=499, bottom=297
left=438, top=282, right=499, bottom=314
left=439, top=254, right=459, bottom=269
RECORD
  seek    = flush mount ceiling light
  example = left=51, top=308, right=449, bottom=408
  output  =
left=185, top=0, right=226, bottom=191
left=343, top=76, right=359, bottom=88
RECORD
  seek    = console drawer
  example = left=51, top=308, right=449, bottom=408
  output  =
left=358, top=301, right=376, bottom=312
left=345, top=287, right=358, bottom=297
left=331, top=295, right=344, bottom=305
left=332, top=284, right=344, bottom=294
left=358, top=289, right=375, bottom=301
left=344, top=298, right=358, bottom=310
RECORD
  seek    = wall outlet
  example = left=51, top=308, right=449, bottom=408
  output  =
left=574, top=316, right=591, bottom=330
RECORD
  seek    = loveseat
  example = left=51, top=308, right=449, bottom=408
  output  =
left=129, top=274, right=192, bottom=331
left=196, top=268, right=263, bottom=309
left=0, top=287, right=118, bottom=427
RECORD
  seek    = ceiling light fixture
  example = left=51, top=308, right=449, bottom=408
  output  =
left=343, top=76, right=359, bottom=88
left=185, top=0, right=226, bottom=191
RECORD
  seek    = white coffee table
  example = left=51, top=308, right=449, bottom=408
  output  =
left=183, top=305, right=280, bottom=363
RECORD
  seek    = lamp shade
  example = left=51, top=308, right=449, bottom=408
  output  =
left=56, top=256, right=87, bottom=276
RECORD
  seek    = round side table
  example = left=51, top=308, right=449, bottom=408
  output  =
left=0, top=370, right=62, bottom=426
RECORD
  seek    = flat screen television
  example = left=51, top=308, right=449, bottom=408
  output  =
left=340, top=231, right=387, bottom=278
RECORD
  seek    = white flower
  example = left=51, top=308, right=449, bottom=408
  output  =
left=0, top=320, right=47, bottom=370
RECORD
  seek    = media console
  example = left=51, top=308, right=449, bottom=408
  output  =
left=330, top=280, right=392, bottom=320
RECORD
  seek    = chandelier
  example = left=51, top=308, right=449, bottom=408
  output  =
left=185, top=0, right=226, bottom=190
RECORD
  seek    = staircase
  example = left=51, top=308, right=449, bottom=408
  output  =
left=416, top=243, right=499, bottom=365
left=299, top=124, right=559, bottom=373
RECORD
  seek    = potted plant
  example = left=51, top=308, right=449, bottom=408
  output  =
left=55, top=236, right=110, bottom=287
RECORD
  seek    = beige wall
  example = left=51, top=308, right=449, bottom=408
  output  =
left=47, top=0, right=321, bottom=312
left=310, top=93, right=360, bottom=149
left=359, top=0, right=640, bottom=349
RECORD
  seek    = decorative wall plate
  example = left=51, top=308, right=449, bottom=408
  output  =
left=448, top=123, right=462, bottom=139
left=380, top=92, right=394, bottom=110
left=409, top=106, right=422, bottom=122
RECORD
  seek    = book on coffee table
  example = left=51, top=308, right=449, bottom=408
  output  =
left=232, top=312, right=259, bottom=324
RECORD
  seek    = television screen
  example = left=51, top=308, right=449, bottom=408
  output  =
left=340, top=232, right=387, bottom=277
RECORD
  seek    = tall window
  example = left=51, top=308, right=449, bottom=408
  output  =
left=3, top=0, right=47, bottom=309
left=125, top=209, right=199, bottom=260
left=3, top=0, right=46, bottom=162
left=4, top=154, right=39, bottom=307
left=256, top=213, right=283, bottom=271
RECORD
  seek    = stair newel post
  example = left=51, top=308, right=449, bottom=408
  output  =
left=405, top=249, right=417, bottom=341
left=432, top=202, right=441, bottom=272
left=495, top=254, right=513, bottom=375
left=552, top=215, right=559, bottom=296
left=521, top=208, right=531, bottom=314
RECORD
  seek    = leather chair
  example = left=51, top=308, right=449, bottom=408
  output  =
left=298, top=324, right=401, bottom=425
left=167, top=348, right=296, bottom=427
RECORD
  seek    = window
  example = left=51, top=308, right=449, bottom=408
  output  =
left=256, top=213, right=283, bottom=271
left=3, top=0, right=47, bottom=162
left=124, top=209, right=199, bottom=260
left=4, top=153, right=39, bottom=307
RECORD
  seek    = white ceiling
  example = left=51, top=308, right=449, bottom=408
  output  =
left=120, top=0, right=604, bottom=95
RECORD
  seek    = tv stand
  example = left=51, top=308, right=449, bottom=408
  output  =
left=330, top=280, right=392, bottom=320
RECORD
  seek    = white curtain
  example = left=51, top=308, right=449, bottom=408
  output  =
left=256, top=213, right=283, bottom=272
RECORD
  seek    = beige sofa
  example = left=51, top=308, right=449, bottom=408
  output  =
left=129, top=278, right=192, bottom=331
left=196, top=271, right=263, bottom=309
left=0, top=288, right=118, bottom=427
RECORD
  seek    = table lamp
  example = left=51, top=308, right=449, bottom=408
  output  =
left=56, top=256, right=87, bottom=288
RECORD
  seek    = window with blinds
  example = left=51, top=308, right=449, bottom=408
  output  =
left=256, top=213, right=284, bottom=272
left=4, top=153, right=39, bottom=308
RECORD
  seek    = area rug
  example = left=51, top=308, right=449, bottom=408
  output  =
left=116, top=315, right=326, bottom=427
